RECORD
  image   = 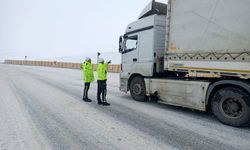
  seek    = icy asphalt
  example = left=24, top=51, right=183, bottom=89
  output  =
left=0, top=64, right=250, bottom=150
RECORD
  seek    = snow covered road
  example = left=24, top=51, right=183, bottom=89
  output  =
left=0, top=64, right=250, bottom=150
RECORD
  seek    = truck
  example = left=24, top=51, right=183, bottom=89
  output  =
left=118, top=0, right=250, bottom=127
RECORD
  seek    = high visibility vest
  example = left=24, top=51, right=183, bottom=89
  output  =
left=82, top=61, right=94, bottom=83
left=97, top=63, right=107, bottom=80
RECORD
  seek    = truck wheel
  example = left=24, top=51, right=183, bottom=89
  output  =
left=130, top=76, right=147, bottom=102
left=211, top=87, right=250, bottom=127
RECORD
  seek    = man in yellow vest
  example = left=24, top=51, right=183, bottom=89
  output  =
left=82, top=57, right=94, bottom=102
left=97, top=58, right=111, bottom=105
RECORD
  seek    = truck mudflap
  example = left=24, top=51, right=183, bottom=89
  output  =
left=145, top=78, right=210, bottom=111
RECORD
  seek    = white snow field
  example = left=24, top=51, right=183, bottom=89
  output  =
left=0, top=64, right=250, bottom=150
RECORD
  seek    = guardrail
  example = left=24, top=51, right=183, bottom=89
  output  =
left=4, top=60, right=121, bottom=73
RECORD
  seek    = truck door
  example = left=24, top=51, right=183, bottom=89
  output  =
left=121, top=35, right=138, bottom=75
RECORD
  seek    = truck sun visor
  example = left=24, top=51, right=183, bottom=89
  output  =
left=138, top=1, right=167, bottom=19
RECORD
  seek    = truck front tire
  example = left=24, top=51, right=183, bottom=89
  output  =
left=211, top=87, right=250, bottom=127
left=130, top=76, right=147, bottom=102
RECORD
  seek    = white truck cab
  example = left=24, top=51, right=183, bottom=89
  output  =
left=119, top=2, right=167, bottom=92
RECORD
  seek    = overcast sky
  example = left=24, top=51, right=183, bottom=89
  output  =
left=0, top=0, right=166, bottom=61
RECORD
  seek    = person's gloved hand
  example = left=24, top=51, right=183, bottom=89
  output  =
left=107, top=60, right=111, bottom=64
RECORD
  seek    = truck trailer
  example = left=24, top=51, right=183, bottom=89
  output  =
left=119, top=0, right=250, bottom=127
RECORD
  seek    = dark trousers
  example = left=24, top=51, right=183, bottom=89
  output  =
left=97, top=80, right=107, bottom=102
left=83, top=82, right=90, bottom=99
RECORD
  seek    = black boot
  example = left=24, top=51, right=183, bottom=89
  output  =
left=97, top=101, right=103, bottom=105
left=82, top=96, right=86, bottom=101
left=86, top=97, right=92, bottom=102
left=102, top=101, right=110, bottom=106
left=83, top=97, right=92, bottom=102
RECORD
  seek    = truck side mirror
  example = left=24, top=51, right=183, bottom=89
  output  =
left=119, top=36, right=123, bottom=53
